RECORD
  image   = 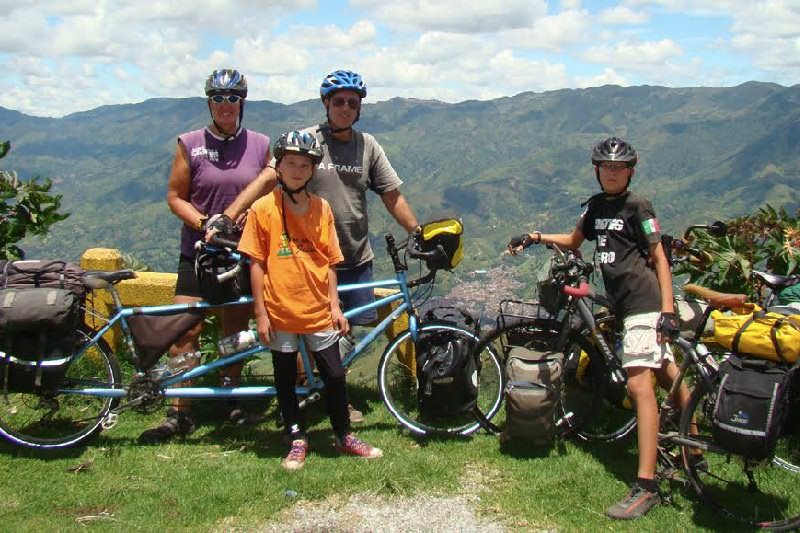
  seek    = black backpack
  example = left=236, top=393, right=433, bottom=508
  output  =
left=416, top=330, right=478, bottom=417
left=712, top=354, right=794, bottom=460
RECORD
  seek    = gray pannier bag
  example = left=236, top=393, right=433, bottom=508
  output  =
left=0, top=287, right=81, bottom=392
left=501, top=346, right=564, bottom=446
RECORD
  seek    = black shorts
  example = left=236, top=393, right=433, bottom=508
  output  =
left=175, top=255, right=203, bottom=298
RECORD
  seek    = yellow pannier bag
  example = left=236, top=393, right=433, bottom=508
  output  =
left=419, top=218, right=464, bottom=270
left=709, top=303, right=800, bottom=363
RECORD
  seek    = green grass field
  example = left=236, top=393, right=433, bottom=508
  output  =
left=0, top=352, right=758, bottom=533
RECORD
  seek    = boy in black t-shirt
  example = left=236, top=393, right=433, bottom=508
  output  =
left=507, top=137, right=689, bottom=520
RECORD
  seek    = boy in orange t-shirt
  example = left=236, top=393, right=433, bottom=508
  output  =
left=238, top=131, right=383, bottom=470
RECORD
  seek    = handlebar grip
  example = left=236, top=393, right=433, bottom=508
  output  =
left=208, top=234, right=240, bottom=249
left=216, top=262, right=242, bottom=284
left=406, top=235, right=440, bottom=262
left=562, top=281, right=592, bottom=298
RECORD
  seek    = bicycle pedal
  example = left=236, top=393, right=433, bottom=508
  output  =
left=101, top=412, right=119, bottom=430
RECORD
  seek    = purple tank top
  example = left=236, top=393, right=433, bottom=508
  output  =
left=178, top=127, right=270, bottom=257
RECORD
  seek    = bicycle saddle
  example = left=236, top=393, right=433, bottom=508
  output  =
left=83, top=269, right=137, bottom=290
left=682, top=283, right=746, bottom=309
left=752, top=271, right=800, bottom=291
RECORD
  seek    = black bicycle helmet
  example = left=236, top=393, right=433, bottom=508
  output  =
left=591, top=137, right=638, bottom=167
left=205, top=69, right=248, bottom=98
left=273, top=130, right=324, bottom=164
left=320, top=69, right=367, bottom=100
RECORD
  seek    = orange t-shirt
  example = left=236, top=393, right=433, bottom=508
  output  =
left=238, top=189, right=343, bottom=333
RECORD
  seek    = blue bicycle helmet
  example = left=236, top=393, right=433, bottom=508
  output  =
left=205, top=69, right=248, bottom=98
left=320, top=69, right=367, bottom=100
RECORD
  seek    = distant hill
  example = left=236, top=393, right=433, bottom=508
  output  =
left=1, top=82, right=798, bottom=276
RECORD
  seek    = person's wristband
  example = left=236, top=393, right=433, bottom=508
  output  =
left=533, top=231, right=542, bottom=244
left=197, top=215, right=208, bottom=230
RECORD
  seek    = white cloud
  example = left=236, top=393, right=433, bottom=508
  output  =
left=583, top=39, right=683, bottom=67
left=598, top=5, right=650, bottom=24
left=576, top=67, right=629, bottom=87
left=359, top=0, right=549, bottom=33
left=503, top=9, right=592, bottom=51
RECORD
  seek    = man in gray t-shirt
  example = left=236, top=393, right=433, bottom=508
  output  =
left=225, top=69, right=419, bottom=325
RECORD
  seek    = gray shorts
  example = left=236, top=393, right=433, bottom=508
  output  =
left=268, top=330, right=340, bottom=353
left=621, top=312, right=674, bottom=369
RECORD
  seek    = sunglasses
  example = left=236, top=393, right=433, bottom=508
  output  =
left=209, top=94, right=242, bottom=104
left=599, top=162, right=629, bottom=170
left=331, top=96, right=361, bottom=109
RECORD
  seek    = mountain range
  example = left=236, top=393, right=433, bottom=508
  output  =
left=1, top=81, right=798, bottom=278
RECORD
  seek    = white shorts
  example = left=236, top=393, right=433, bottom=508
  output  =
left=268, top=330, right=339, bottom=353
left=621, top=312, right=674, bottom=369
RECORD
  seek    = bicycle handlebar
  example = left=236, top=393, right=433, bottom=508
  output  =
left=207, top=234, right=240, bottom=250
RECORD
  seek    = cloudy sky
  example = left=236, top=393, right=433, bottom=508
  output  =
left=2, top=0, right=799, bottom=117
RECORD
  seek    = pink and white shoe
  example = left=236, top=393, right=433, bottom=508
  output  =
left=282, top=439, right=308, bottom=470
left=334, top=433, right=383, bottom=459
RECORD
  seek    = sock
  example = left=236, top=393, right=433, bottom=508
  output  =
left=637, top=477, right=657, bottom=493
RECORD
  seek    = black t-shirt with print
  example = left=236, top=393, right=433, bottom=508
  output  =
left=579, top=191, right=663, bottom=318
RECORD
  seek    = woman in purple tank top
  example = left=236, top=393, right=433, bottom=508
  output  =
left=140, top=69, right=270, bottom=443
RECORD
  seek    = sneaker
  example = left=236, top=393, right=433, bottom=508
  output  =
left=348, top=404, right=365, bottom=424
left=282, top=439, right=308, bottom=471
left=606, top=484, right=660, bottom=520
left=138, top=408, right=196, bottom=444
left=334, top=433, right=383, bottom=459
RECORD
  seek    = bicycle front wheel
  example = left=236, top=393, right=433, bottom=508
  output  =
left=378, top=323, right=503, bottom=437
left=680, top=379, right=800, bottom=529
left=0, top=326, right=122, bottom=450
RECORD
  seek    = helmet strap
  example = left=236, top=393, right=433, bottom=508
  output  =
left=277, top=177, right=309, bottom=205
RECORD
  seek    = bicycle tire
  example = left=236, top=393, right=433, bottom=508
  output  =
left=0, top=326, right=122, bottom=450
left=680, top=379, right=800, bottom=529
left=563, top=333, right=637, bottom=443
left=377, top=322, right=503, bottom=437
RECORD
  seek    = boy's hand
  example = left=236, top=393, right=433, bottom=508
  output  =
left=506, top=233, right=533, bottom=255
left=332, top=309, right=350, bottom=336
left=656, top=312, right=680, bottom=343
left=255, top=313, right=274, bottom=345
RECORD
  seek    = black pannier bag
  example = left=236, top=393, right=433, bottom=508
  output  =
left=127, top=310, right=204, bottom=370
left=711, top=354, right=793, bottom=460
left=1, top=260, right=86, bottom=299
left=415, top=330, right=478, bottom=417
left=0, top=287, right=81, bottom=392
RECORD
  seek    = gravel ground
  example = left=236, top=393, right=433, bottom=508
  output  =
left=214, top=463, right=552, bottom=532
left=257, top=492, right=508, bottom=532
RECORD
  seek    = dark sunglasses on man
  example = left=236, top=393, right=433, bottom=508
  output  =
left=330, top=96, right=361, bottom=109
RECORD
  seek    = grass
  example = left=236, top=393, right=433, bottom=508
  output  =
left=0, top=356, right=762, bottom=532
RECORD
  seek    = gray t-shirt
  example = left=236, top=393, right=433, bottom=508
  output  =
left=298, top=123, right=403, bottom=268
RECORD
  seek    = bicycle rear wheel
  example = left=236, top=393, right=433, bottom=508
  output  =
left=378, top=323, right=503, bottom=437
left=0, top=326, right=122, bottom=450
left=680, top=379, right=800, bottom=529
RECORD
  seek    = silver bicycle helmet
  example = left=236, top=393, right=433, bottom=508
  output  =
left=273, top=131, right=323, bottom=164
left=205, top=69, right=248, bottom=98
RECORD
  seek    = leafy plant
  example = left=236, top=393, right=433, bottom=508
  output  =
left=0, top=140, right=69, bottom=259
left=675, top=204, right=800, bottom=298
